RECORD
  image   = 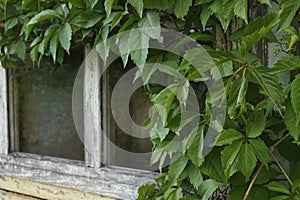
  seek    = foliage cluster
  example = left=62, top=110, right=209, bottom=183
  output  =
left=1, top=0, right=300, bottom=199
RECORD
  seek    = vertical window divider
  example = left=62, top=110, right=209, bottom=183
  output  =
left=83, top=48, right=102, bottom=168
left=0, top=65, right=9, bottom=155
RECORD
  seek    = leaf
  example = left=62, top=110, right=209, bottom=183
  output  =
left=187, top=126, right=204, bottom=167
left=200, top=148, right=226, bottom=183
left=58, top=23, right=72, bottom=54
left=246, top=111, right=266, bottom=138
left=128, top=0, right=143, bottom=18
left=50, top=33, right=58, bottom=62
left=234, top=0, right=248, bottom=23
left=248, top=67, right=283, bottom=116
left=95, top=25, right=110, bottom=65
left=284, top=26, right=299, bottom=51
left=13, top=40, right=26, bottom=61
left=291, top=74, right=300, bottom=123
left=200, top=4, right=211, bottom=30
left=256, top=167, right=280, bottom=184
left=270, top=55, right=300, bottom=74
left=168, top=156, right=188, bottom=185
left=153, top=87, right=176, bottom=125
left=71, top=11, right=104, bottom=29
left=285, top=98, right=300, bottom=141
left=168, top=111, right=199, bottom=132
left=238, top=143, right=257, bottom=181
left=164, top=188, right=183, bottom=200
left=239, top=12, right=279, bottom=57
left=104, top=0, right=115, bottom=17
left=270, top=195, right=290, bottom=200
left=174, top=0, right=192, bottom=19
left=198, top=179, right=223, bottom=200
left=214, top=129, right=244, bottom=146
left=128, top=30, right=149, bottom=69
left=5, top=17, right=18, bottom=31
left=221, top=139, right=244, bottom=180
left=144, top=0, right=174, bottom=10
left=249, top=138, right=270, bottom=167
left=137, top=184, right=155, bottom=200
left=69, top=0, right=85, bottom=8
left=265, top=181, right=291, bottom=195
left=258, top=0, right=271, bottom=7
left=237, top=76, right=248, bottom=104
left=39, top=25, right=58, bottom=54
left=22, top=0, right=38, bottom=10
left=277, top=0, right=300, bottom=32
left=138, top=10, right=161, bottom=40
left=27, top=10, right=60, bottom=25
left=87, top=0, right=99, bottom=9
left=187, top=164, right=203, bottom=188
left=30, top=45, right=39, bottom=63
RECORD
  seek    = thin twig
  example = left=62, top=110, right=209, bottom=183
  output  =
left=243, top=133, right=291, bottom=200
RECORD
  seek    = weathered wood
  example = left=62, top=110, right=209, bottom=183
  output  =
left=0, top=66, right=8, bottom=155
left=84, top=49, right=102, bottom=168
left=0, top=175, right=113, bottom=200
left=0, top=189, right=40, bottom=200
left=0, top=153, right=157, bottom=200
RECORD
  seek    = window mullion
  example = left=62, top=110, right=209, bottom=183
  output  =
left=83, top=49, right=102, bottom=168
left=0, top=65, right=9, bottom=155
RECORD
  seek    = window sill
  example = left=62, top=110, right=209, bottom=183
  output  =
left=0, top=153, right=157, bottom=200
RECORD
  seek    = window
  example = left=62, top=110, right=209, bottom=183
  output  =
left=0, top=48, right=156, bottom=199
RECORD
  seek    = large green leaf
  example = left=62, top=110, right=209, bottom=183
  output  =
left=249, top=138, right=270, bottom=167
left=69, top=0, right=85, bottom=8
left=265, top=181, right=291, bottom=195
left=153, top=86, right=176, bottom=125
left=174, top=0, right=192, bottom=19
left=221, top=139, right=244, bottom=180
left=143, top=0, right=174, bottom=10
left=214, top=129, right=244, bottom=146
left=238, top=143, right=257, bottom=181
left=104, top=0, right=115, bottom=17
left=246, top=111, right=266, bottom=138
left=12, top=40, right=26, bottom=61
left=128, top=0, right=143, bottom=18
left=138, top=11, right=161, bottom=40
left=269, top=55, right=300, bottom=74
left=168, top=156, right=188, bottom=185
left=27, top=10, right=60, bottom=25
left=209, top=0, right=234, bottom=31
left=58, top=23, right=72, bottom=54
left=198, top=179, right=223, bottom=200
left=239, top=12, right=279, bottom=57
left=291, top=74, right=300, bottom=123
left=49, top=33, right=58, bottom=62
left=187, top=126, right=204, bottom=167
left=87, top=0, right=99, bottom=9
left=71, top=11, right=104, bottom=29
left=200, top=148, right=226, bottom=183
left=187, top=164, right=203, bottom=188
left=234, top=0, right=248, bottom=23
left=5, top=17, right=18, bottom=32
left=285, top=98, right=300, bottom=141
left=277, top=0, right=300, bottom=32
left=248, top=67, right=283, bottom=115
left=39, top=25, right=59, bottom=54
left=200, top=4, right=211, bottom=30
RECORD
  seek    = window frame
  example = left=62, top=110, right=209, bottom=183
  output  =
left=0, top=54, right=157, bottom=199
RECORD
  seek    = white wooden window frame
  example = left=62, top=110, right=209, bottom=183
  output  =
left=0, top=55, right=156, bottom=199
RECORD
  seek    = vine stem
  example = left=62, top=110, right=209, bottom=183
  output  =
left=243, top=133, right=291, bottom=200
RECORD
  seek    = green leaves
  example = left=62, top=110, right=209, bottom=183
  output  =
left=248, top=67, right=283, bottom=115
left=239, top=12, right=279, bottom=57
left=214, top=129, right=244, bottom=146
left=277, top=0, right=300, bottom=32
left=58, top=23, right=72, bottom=54
left=285, top=99, right=300, bottom=141
left=187, top=126, right=204, bottom=167
left=291, top=74, right=300, bottom=124
left=127, top=0, right=143, bottom=18
left=174, top=0, right=192, bottom=19
left=168, top=156, right=188, bottom=185
left=249, top=139, right=270, bottom=166
left=12, top=40, right=26, bottom=61
left=265, top=181, right=291, bottom=195
left=238, top=142, right=257, bottom=181
left=246, top=111, right=266, bottom=138
left=71, top=11, right=104, bottom=29
left=270, top=55, right=300, bottom=74
left=27, top=10, right=61, bottom=25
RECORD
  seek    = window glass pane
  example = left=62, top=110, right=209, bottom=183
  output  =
left=102, top=60, right=154, bottom=170
left=13, top=49, right=84, bottom=161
